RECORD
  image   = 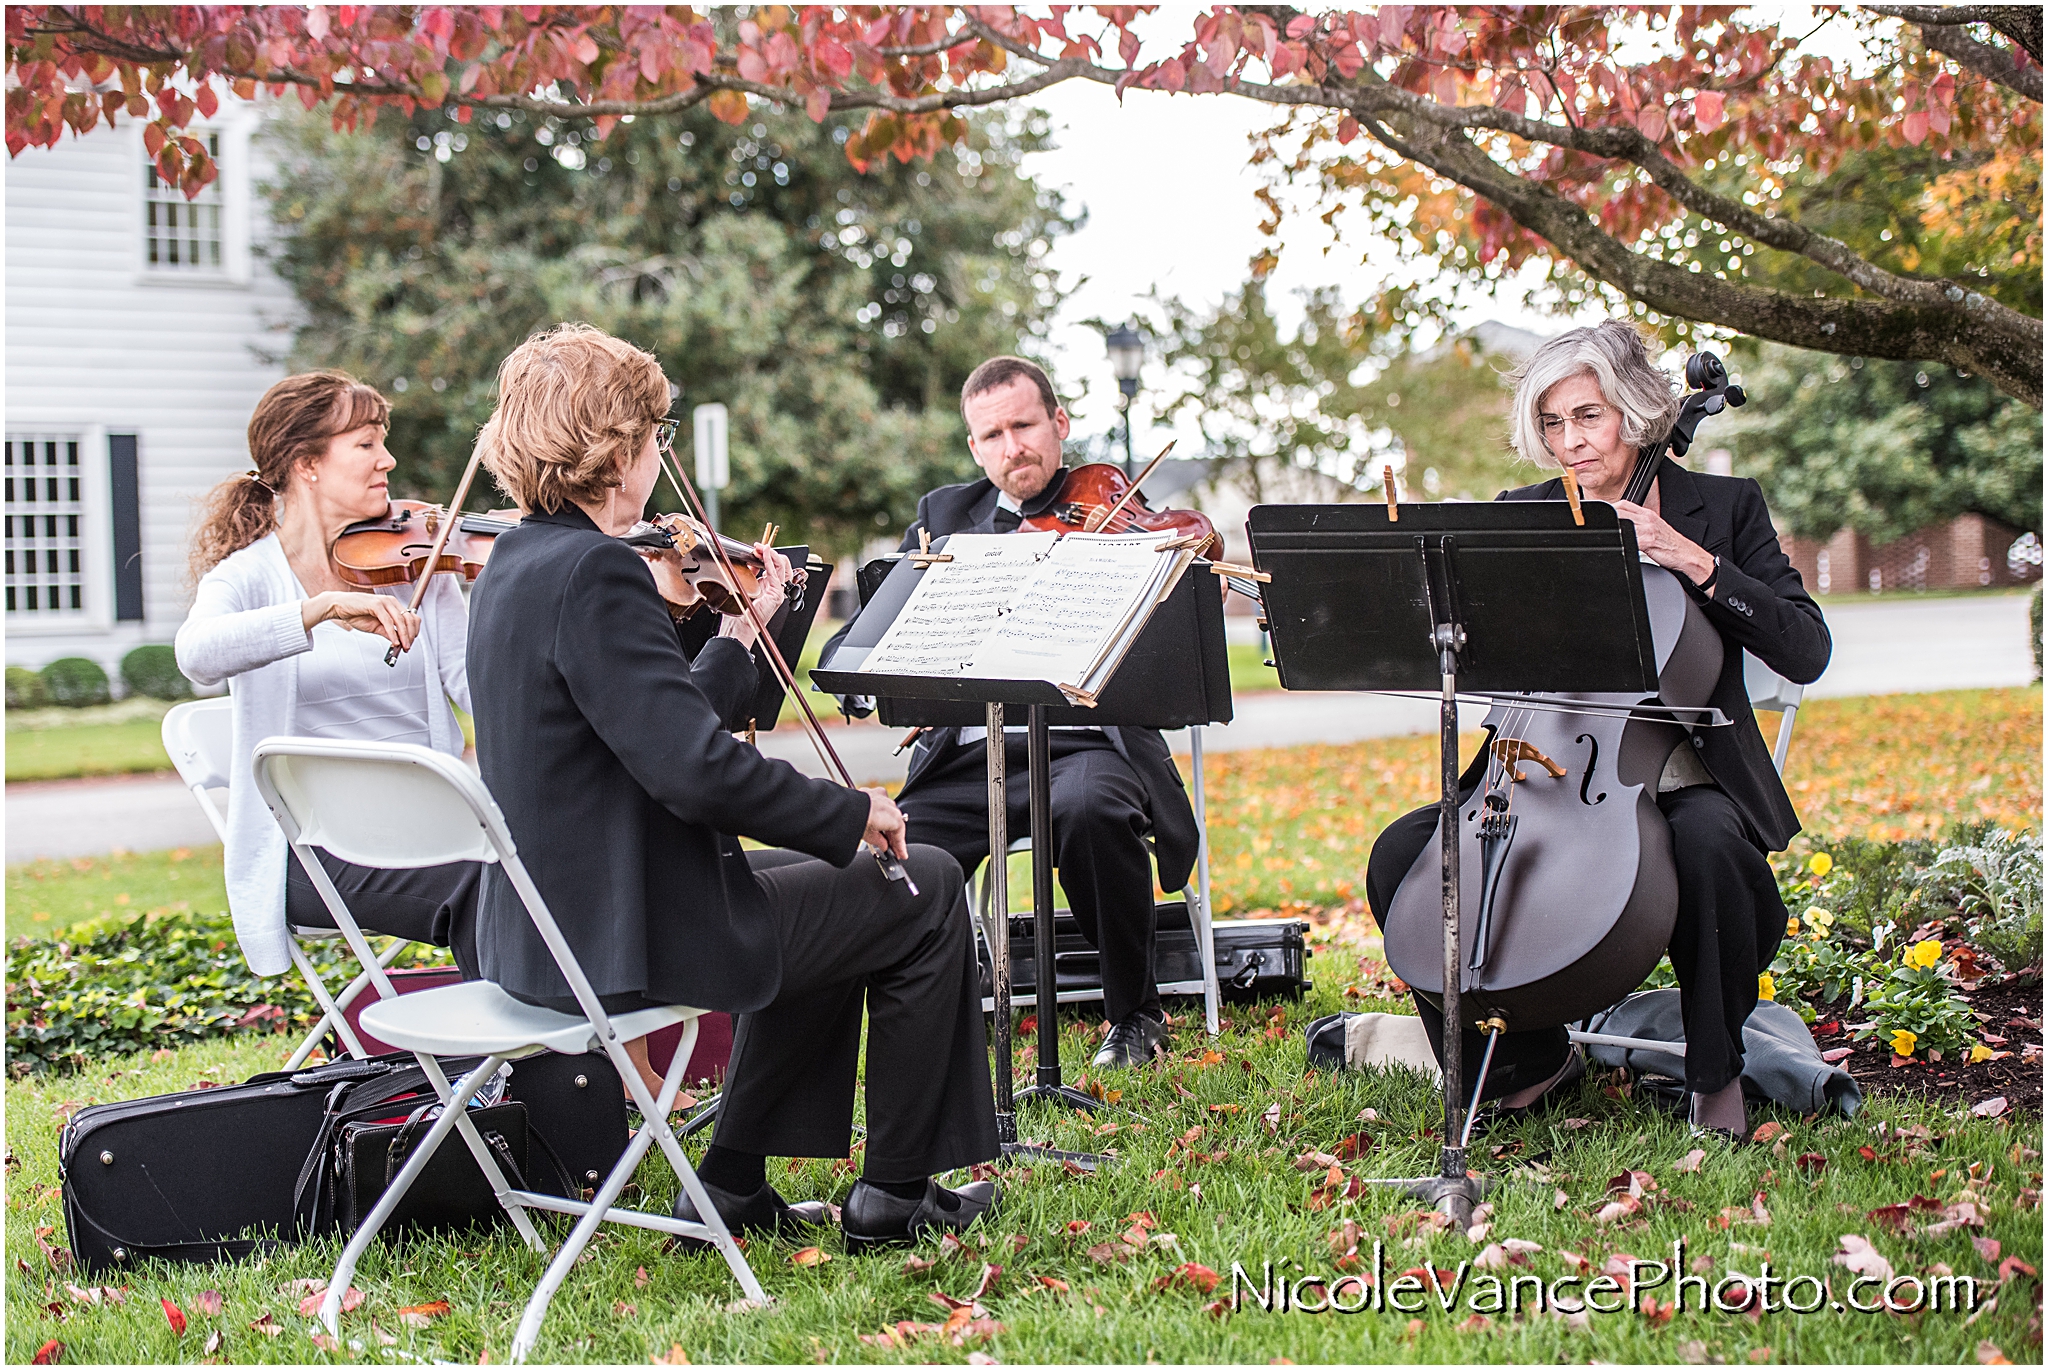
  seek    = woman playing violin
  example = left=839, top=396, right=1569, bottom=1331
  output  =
left=1365, top=322, right=1831, bottom=1138
left=175, top=371, right=480, bottom=983
left=465, top=324, right=999, bottom=1250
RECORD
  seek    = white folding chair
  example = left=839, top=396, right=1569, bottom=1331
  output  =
left=250, top=738, right=764, bottom=1362
left=161, top=699, right=411, bottom=1067
left=1564, top=652, right=1810, bottom=1065
left=970, top=725, right=1224, bottom=1037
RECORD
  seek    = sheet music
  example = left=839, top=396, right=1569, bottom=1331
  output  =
left=969, top=534, right=1182, bottom=689
left=859, top=532, right=1057, bottom=677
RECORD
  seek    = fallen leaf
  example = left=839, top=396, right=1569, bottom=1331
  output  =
left=1750, top=1121, right=1786, bottom=1144
left=1795, top=1152, right=1828, bottom=1175
left=1674, top=1148, right=1707, bottom=1174
left=614, top=1301, right=639, bottom=1318
left=901, top=1255, right=937, bottom=1275
left=192, top=1290, right=223, bottom=1316
left=247, top=1315, right=282, bottom=1338
left=634, top=1266, right=651, bottom=1289
left=1034, top=1275, right=1069, bottom=1293
left=309, top=1333, right=340, bottom=1353
left=1997, top=1256, right=2037, bottom=1283
left=651, top=1344, right=692, bottom=1364
left=1833, top=1234, right=1893, bottom=1281
left=1559, top=1118, right=1595, bottom=1130
left=1152, top=1262, right=1220, bottom=1294
left=1977, top=1341, right=2012, bottom=1365
left=1972, top=1097, right=2010, bottom=1119
left=1086, top=1242, right=1131, bottom=1265
left=1974, top=1236, right=2002, bottom=1263
left=31, top=1342, right=62, bottom=1366
left=162, top=1298, right=187, bottom=1337
left=789, top=1247, right=831, bottom=1267
left=1554, top=1188, right=1570, bottom=1211
left=1260, top=1102, right=1282, bottom=1134
left=1821, top=1046, right=1855, bottom=1063
left=1064, top=1220, right=1092, bottom=1238
left=971, top=1264, right=1003, bottom=1300
left=298, top=1286, right=365, bottom=1317
left=203, top=1328, right=224, bottom=1355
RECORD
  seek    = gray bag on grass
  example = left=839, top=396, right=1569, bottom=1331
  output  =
left=1586, top=989, right=1862, bottom=1117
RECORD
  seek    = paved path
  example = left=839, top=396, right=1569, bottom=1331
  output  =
left=7, top=592, right=2034, bottom=862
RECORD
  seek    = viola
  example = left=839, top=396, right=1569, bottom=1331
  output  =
left=624, top=511, right=805, bottom=620
left=1021, top=462, right=1222, bottom=559
left=333, top=499, right=519, bottom=589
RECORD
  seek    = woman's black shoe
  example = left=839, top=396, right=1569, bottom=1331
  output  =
left=841, top=1178, right=999, bottom=1252
left=670, top=1178, right=831, bottom=1249
left=1091, top=1011, right=1168, bottom=1068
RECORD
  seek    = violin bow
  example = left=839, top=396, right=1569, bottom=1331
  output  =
left=382, top=445, right=487, bottom=667
left=1091, top=440, right=1176, bottom=534
left=654, top=447, right=918, bottom=894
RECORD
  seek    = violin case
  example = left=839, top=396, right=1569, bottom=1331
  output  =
left=978, top=903, right=1310, bottom=1007
left=59, top=1049, right=625, bottom=1275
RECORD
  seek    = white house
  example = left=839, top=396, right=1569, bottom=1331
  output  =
left=5, top=98, right=296, bottom=676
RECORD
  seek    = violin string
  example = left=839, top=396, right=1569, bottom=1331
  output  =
left=656, top=447, right=857, bottom=789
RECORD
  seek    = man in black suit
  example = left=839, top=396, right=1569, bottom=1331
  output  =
left=466, top=324, right=998, bottom=1251
left=827, top=356, right=1200, bottom=1068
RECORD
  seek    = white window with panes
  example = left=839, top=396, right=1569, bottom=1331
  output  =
left=4, top=434, right=89, bottom=618
left=144, top=130, right=224, bottom=273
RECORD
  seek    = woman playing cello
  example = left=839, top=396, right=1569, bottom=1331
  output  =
left=1365, top=322, right=1831, bottom=1138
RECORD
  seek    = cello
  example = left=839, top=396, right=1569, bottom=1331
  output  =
left=1381, top=354, right=1746, bottom=1032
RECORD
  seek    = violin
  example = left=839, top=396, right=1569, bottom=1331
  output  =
left=624, top=511, right=806, bottom=621
left=333, top=499, right=519, bottom=588
left=1022, top=459, right=1222, bottom=559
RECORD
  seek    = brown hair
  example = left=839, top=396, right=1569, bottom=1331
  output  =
left=189, top=370, right=390, bottom=581
left=960, top=355, right=1060, bottom=423
left=478, top=324, right=671, bottom=515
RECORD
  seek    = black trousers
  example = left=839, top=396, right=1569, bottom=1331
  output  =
left=1365, top=784, right=1788, bottom=1100
left=710, top=844, right=999, bottom=1184
left=898, top=732, right=1161, bottom=1026
left=285, top=848, right=482, bottom=982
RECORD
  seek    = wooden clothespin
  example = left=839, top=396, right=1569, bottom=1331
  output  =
left=760, top=522, right=779, bottom=546
left=1204, top=560, right=1273, bottom=584
left=908, top=526, right=954, bottom=567
left=1558, top=465, right=1586, bottom=526
left=1056, top=683, right=1101, bottom=708
left=1152, top=533, right=1207, bottom=553
left=1384, top=465, right=1399, bottom=522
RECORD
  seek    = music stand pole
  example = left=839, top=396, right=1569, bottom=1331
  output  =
left=985, top=702, right=1016, bottom=1144
left=1014, top=703, right=1108, bottom=1117
left=1428, top=623, right=1479, bottom=1215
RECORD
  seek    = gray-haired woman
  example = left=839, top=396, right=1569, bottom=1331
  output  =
left=1364, top=321, right=1831, bottom=1138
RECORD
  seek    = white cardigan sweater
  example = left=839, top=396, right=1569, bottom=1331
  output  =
left=175, top=533, right=471, bottom=976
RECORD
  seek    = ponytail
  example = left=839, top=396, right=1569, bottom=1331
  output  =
left=188, top=370, right=390, bottom=583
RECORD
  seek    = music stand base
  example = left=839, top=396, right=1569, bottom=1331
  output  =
left=1364, top=1161, right=1491, bottom=1226
left=1000, top=1140, right=1107, bottom=1171
left=1015, top=1081, right=1106, bottom=1113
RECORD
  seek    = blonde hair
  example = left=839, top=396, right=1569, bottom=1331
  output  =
left=1507, top=321, right=1682, bottom=468
left=478, top=324, right=672, bottom=515
left=190, top=370, right=389, bottom=581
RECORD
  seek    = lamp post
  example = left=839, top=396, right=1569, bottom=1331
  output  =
left=1105, top=322, right=1144, bottom=481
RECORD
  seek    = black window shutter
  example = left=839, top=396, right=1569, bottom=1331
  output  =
left=109, top=433, right=143, bottom=621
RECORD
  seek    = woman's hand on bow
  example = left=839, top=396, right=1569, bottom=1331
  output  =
left=1613, top=501, right=1716, bottom=588
left=861, top=786, right=910, bottom=860
left=303, top=591, right=421, bottom=651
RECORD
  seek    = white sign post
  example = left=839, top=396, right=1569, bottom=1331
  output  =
left=693, top=402, right=729, bottom=530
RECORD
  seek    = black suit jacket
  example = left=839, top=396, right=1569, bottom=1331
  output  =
left=1493, top=457, right=1831, bottom=852
left=467, top=504, right=872, bottom=1012
left=823, top=471, right=1203, bottom=891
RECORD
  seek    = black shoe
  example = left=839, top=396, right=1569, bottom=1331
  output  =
left=670, top=1178, right=831, bottom=1249
left=1091, top=1010, right=1169, bottom=1069
left=841, top=1178, right=999, bottom=1252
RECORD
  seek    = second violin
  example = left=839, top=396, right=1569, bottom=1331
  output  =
left=624, top=511, right=804, bottom=620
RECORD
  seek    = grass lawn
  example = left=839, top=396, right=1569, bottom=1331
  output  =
left=5, top=846, right=225, bottom=940
left=5, top=698, right=176, bottom=782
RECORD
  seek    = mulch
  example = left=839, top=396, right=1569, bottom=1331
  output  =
left=1828, top=977, right=2044, bottom=1115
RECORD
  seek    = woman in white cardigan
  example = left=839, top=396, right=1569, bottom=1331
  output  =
left=176, top=371, right=479, bottom=982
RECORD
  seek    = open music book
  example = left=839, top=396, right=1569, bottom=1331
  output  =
left=854, top=530, right=1201, bottom=702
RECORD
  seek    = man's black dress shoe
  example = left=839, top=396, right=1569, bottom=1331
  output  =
left=841, top=1178, right=999, bottom=1252
left=1091, top=1010, right=1168, bottom=1068
left=670, top=1178, right=831, bottom=1249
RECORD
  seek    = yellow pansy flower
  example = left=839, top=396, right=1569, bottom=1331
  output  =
left=1969, top=1043, right=1995, bottom=1063
left=1890, top=1029, right=1918, bottom=1057
left=1903, top=939, right=1943, bottom=970
left=1785, top=917, right=1801, bottom=937
left=1808, top=908, right=1835, bottom=930
left=1757, top=973, right=1777, bottom=1001
left=1808, top=853, right=1833, bottom=877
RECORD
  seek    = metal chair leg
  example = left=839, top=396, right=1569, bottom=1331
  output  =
left=287, top=939, right=373, bottom=1064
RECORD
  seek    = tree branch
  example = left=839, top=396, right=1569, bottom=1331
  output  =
left=1863, top=4, right=2042, bottom=61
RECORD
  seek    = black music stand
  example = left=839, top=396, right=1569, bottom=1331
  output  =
left=1247, top=500, right=1660, bottom=1222
left=814, top=536, right=1232, bottom=1166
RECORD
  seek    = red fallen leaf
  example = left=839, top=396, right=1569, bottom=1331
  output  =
left=1868, top=1204, right=1914, bottom=1233
left=192, top=1290, right=223, bottom=1316
left=1331, top=1132, right=1373, bottom=1160
left=1821, top=1047, right=1855, bottom=1063
left=1638, top=1295, right=1675, bottom=1326
left=938, top=1233, right=970, bottom=1260
left=297, top=1286, right=364, bottom=1317
left=901, top=1256, right=938, bottom=1275
left=32, top=1341, right=62, bottom=1365
left=971, top=1264, right=1002, bottom=1300
left=1909, top=1195, right=1944, bottom=1212
left=634, top=1266, right=651, bottom=1289
left=1064, top=1220, right=1092, bottom=1238
left=396, top=1300, right=451, bottom=1318
left=309, top=1332, right=341, bottom=1353
left=1997, top=1256, right=2037, bottom=1282
left=161, top=1298, right=187, bottom=1337
left=247, top=1314, right=282, bottom=1337
left=1034, top=1275, right=1070, bottom=1293
left=1859, top=1146, right=1881, bottom=1162
left=1974, top=1236, right=2002, bottom=1263
left=1017, top=1015, right=1037, bottom=1034
left=1151, top=1262, right=1221, bottom=1294
left=1811, top=1021, right=1841, bottom=1037
left=1749, top=1121, right=1787, bottom=1144
left=1457, top=1313, right=1493, bottom=1333
left=789, top=1247, right=831, bottom=1267
left=1086, top=1241, right=1132, bottom=1265
left=1795, top=1153, right=1828, bottom=1175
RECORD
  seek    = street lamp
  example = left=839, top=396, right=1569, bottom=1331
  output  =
left=1104, top=322, right=1145, bottom=480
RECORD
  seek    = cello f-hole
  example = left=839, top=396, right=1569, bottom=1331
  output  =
left=1574, top=733, right=1608, bottom=806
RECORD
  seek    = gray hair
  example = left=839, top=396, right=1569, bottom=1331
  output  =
left=1507, top=321, right=1682, bottom=468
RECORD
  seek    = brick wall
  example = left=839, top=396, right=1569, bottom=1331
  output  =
left=1783, top=514, right=2042, bottom=595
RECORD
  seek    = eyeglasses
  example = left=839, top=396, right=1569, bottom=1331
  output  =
left=653, top=417, right=679, bottom=458
left=1538, top=405, right=1616, bottom=437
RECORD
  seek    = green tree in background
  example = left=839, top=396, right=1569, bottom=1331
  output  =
left=1149, top=281, right=1532, bottom=505
left=1728, top=344, right=2043, bottom=545
left=261, top=102, right=1074, bottom=556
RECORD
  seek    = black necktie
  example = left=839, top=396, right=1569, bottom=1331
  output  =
left=992, top=507, right=1022, bottom=534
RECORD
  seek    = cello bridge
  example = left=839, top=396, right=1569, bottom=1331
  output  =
left=1492, top=738, right=1567, bottom=781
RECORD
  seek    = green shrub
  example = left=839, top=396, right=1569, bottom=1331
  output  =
left=120, top=643, right=192, bottom=701
left=5, top=665, right=47, bottom=709
left=6, top=909, right=450, bottom=1074
left=39, top=656, right=110, bottom=708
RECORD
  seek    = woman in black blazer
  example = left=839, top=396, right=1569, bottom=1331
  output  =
left=466, top=324, right=998, bottom=1249
left=1365, top=322, right=1830, bottom=1138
